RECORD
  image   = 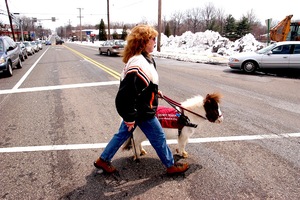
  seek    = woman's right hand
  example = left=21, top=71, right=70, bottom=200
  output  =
left=124, top=121, right=135, bottom=132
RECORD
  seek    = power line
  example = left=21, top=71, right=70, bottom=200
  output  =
left=111, top=0, right=145, bottom=9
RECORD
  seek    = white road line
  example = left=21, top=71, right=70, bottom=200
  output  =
left=13, top=48, right=49, bottom=90
left=0, top=81, right=120, bottom=95
left=0, top=133, right=299, bottom=153
left=1, top=46, right=120, bottom=95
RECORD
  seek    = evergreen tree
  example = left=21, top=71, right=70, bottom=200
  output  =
left=207, top=18, right=217, bottom=31
left=112, top=31, right=118, bottom=39
left=236, top=16, right=251, bottom=37
left=224, top=14, right=237, bottom=40
left=164, top=23, right=171, bottom=37
left=98, top=19, right=107, bottom=41
left=121, top=25, right=128, bottom=40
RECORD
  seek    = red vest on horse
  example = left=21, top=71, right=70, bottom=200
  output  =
left=156, top=106, right=185, bottom=129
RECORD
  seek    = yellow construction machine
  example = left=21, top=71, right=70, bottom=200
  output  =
left=270, top=15, right=300, bottom=42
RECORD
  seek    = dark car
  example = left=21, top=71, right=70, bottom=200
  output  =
left=99, top=40, right=125, bottom=56
left=16, top=42, right=28, bottom=61
left=56, top=40, right=64, bottom=45
left=0, top=36, right=23, bottom=77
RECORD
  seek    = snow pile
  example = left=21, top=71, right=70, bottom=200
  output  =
left=153, top=31, right=265, bottom=64
left=72, top=30, right=266, bottom=65
left=229, top=33, right=265, bottom=54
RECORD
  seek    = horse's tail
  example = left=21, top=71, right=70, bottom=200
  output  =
left=122, top=137, right=132, bottom=151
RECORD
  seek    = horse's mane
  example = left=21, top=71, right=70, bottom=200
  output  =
left=181, top=93, right=222, bottom=108
left=181, top=95, right=204, bottom=108
left=205, top=92, right=222, bottom=103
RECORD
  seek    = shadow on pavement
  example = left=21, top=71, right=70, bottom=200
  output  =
left=60, top=156, right=202, bottom=200
left=225, top=68, right=300, bottom=79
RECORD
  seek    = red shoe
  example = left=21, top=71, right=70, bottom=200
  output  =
left=94, top=158, right=117, bottom=173
left=167, top=162, right=189, bottom=175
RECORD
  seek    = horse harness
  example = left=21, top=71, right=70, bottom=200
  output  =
left=161, top=95, right=207, bottom=136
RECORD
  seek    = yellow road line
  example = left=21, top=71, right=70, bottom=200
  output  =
left=64, top=45, right=121, bottom=79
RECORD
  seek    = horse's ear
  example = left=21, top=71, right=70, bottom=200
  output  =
left=205, top=94, right=211, bottom=100
left=204, top=94, right=211, bottom=103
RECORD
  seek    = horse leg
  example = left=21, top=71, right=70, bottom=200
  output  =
left=140, top=144, right=147, bottom=156
left=176, top=137, right=188, bottom=158
left=132, top=128, right=147, bottom=160
left=176, top=129, right=190, bottom=158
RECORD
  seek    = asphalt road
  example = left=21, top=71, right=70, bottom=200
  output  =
left=0, top=42, right=299, bottom=200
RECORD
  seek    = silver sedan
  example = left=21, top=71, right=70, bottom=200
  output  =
left=99, top=40, right=125, bottom=56
left=228, top=41, right=300, bottom=73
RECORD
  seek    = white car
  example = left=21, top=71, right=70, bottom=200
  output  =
left=228, top=41, right=300, bottom=73
left=36, top=40, right=43, bottom=50
left=23, top=41, right=35, bottom=55
left=30, top=41, right=39, bottom=52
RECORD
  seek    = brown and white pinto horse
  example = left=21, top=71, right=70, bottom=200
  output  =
left=123, top=93, right=223, bottom=159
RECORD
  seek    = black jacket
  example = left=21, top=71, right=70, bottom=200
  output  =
left=115, top=54, right=158, bottom=122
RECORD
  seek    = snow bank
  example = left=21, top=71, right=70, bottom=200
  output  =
left=153, top=31, right=265, bottom=64
left=72, top=30, right=266, bottom=65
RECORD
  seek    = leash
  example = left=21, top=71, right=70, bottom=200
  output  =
left=130, top=125, right=139, bottom=161
left=161, top=94, right=207, bottom=120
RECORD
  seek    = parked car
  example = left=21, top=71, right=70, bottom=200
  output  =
left=0, top=36, right=22, bottom=77
left=99, top=39, right=125, bottom=56
left=45, top=40, right=52, bottom=45
left=30, top=41, right=39, bottom=52
left=23, top=41, right=35, bottom=55
left=228, top=41, right=300, bottom=73
left=36, top=40, right=43, bottom=50
left=16, top=42, right=28, bottom=61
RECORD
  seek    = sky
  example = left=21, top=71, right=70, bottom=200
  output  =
left=1, top=0, right=300, bottom=31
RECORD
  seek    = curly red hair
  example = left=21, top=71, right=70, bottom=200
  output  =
left=122, top=24, right=158, bottom=63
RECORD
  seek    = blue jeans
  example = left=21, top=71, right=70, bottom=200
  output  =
left=100, top=117, right=175, bottom=168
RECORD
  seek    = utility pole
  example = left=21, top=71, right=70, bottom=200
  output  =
left=10, top=13, right=23, bottom=41
left=19, top=19, right=24, bottom=41
left=107, top=0, right=110, bottom=40
left=5, top=0, right=16, bottom=41
left=77, top=8, right=83, bottom=42
left=157, top=0, right=162, bottom=52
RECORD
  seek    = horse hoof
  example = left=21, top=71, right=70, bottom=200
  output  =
left=182, top=152, right=188, bottom=158
left=140, top=149, right=147, bottom=156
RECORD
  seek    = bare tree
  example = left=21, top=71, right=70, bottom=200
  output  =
left=215, top=8, right=226, bottom=34
left=185, top=7, right=202, bottom=33
left=245, top=9, right=259, bottom=26
left=138, top=17, right=149, bottom=25
left=170, top=10, right=184, bottom=36
left=201, top=2, right=217, bottom=31
left=21, top=17, right=34, bottom=32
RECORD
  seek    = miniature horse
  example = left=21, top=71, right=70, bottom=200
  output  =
left=122, top=93, right=223, bottom=159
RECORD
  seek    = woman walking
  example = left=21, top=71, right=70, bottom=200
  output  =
left=94, top=24, right=189, bottom=175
